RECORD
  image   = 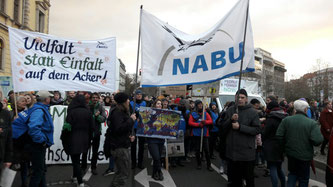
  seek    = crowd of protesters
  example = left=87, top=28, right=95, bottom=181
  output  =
left=1, top=88, right=333, bottom=187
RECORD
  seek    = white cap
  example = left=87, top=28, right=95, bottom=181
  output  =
left=37, top=90, right=54, bottom=98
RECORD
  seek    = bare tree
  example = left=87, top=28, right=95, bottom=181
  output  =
left=309, top=59, right=330, bottom=102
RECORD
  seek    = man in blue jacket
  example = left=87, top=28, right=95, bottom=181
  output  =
left=130, top=90, right=146, bottom=169
left=27, top=90, right=54, bottom=187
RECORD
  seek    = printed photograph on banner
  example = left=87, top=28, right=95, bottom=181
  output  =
left=136, top=107, right=185, bottom=139
left=8, top=27, right=117, bottom=92
left=141, top=0, right=254, bottom=87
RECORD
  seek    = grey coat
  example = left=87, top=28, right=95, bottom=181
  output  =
left=221, top=104, right=260, bottom=161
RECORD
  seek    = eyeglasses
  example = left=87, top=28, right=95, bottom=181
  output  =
left=92, top=97, right=99, bottom=99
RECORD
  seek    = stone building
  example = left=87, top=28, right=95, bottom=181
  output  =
left=241, top=48, right=287, bottom=99
left=0, top=0, right=50, bottom=76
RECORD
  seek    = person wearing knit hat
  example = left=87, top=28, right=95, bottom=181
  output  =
left=220, top=88, right=261, bottom=186
left=114, top=92, right=129, bottom=104
left=130, top=90, right=147, bottom=169
left=276, top=99, right=323, bottom=187
left=262, top=99, right=288, bottom=187
left=188, top=99, right=214, bottom=171
left=208, top=102, right=219, bottom=160
left=236, top=88, right=248, bottom=97
left=106, top=92, right=136, bottom=187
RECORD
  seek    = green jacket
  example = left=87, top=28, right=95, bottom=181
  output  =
left=276, top=112, right=323, bottom=161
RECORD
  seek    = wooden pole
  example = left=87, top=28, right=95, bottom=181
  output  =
left=165, top=139, right=169, bottom=171
left=13, top=92, right=18, bottom=118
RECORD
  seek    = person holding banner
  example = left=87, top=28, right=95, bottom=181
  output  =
left=26, top=90, right=54, bottom=187
left=220, top=89, right=260, bottom=187
left=107, top=92, right=136, bottom=187
left=188, top=100, right=213, bottom=171
left=130, top=90, right=146, bottom=169
left=65, top=95, right=95, bottom=187
left=147, top=99, right=165, bottom=181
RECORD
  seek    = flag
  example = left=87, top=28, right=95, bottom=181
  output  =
left=141, top=0, right=254, bottom=87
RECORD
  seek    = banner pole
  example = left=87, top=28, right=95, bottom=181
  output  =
left=131, top=6, right=143, bottom=187
left=200, top=87, right=207, bottom=153
left=165, top=139, right=169, bottom=171
left=131, top=5, right=143, bottom=136
left=235, top=0, right=250, bottom=112
left=13, top=92, right=18, bottom=117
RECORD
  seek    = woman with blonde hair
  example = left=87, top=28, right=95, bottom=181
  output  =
left=24, top=94, right=35, bottom=108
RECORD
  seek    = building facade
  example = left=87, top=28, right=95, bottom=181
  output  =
left=305, top=67, right=333, bottom=102
left=0, top=0, right=50, bottom=76
left=241, top=48, right=287, bottom=99
left=117, top=58, right=126, bottom=92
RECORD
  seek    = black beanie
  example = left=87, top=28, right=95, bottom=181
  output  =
left=195, top=100, right=202, bottom=107
left=236, top=89, right=248, bottom=97
left=114, top=92, right=129, bottom=104
left=267, top=100, right=279, bottom=110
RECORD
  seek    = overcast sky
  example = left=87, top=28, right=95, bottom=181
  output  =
left=49, top=0, right=333, bottom=80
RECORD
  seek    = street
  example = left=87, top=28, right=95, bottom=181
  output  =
left=9, top=150, right=327, bottom=187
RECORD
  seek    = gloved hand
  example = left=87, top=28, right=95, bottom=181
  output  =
left=199, top=121, right=205, bottom=128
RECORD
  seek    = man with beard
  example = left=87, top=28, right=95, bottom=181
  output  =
left=220, top=89, right=260, bottom=187
left=64, top=91, right=76, bottom=106
left=130, top=90, right=146, bottom=169
left=82, top=92, right=107, bottom=175
left=189, top=100, right=213, bottom=171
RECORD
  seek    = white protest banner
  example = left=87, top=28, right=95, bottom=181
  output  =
left=220, top=78, right=259, bottom=94
left=9, top=27, right=116, bottom=92
left=141, top=0, right=254, bottom=87
left=46, top=105, right=110, bottom=164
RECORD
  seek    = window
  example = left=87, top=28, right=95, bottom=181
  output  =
left=14, top=0, right=19, bottom=21
left=0, top=39, right=3, bottom=70
left=36, top=10, right=45, bottom=32
left=0, top=0, right=5, bottom=12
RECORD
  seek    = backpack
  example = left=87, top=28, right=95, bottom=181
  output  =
left=12, top=107, right=48, bottom=147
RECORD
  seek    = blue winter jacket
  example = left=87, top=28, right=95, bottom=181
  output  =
left=210, top=111, right=219, bottom=132
left=12, top=109, right=30, bottom=139
left=130, top=100, right=146, bottom=129
left=27, top=102, right=54, bottom=146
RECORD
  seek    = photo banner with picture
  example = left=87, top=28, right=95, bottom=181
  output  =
left=9, top=27, right=117, bottom=92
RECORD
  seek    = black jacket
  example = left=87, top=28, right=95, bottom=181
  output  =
left=262, top=108, right=288, bottom=162
left=65, top=95, right=95, bottom=155
left=221, top=104, right=260, bottom=161
left=0, top=108, right=13, bottom=163
left=107, top=106, right=134, bottom=150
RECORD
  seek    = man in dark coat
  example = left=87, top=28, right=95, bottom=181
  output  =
left=221, top=89, right=260, bottom=187
left=0, top=101, right=13, bottom=176
left=262, top=101, right=288, bottom=187
left=107, top=92, right=136, bottom=187
left=64, top=95, right=94, bottom=186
